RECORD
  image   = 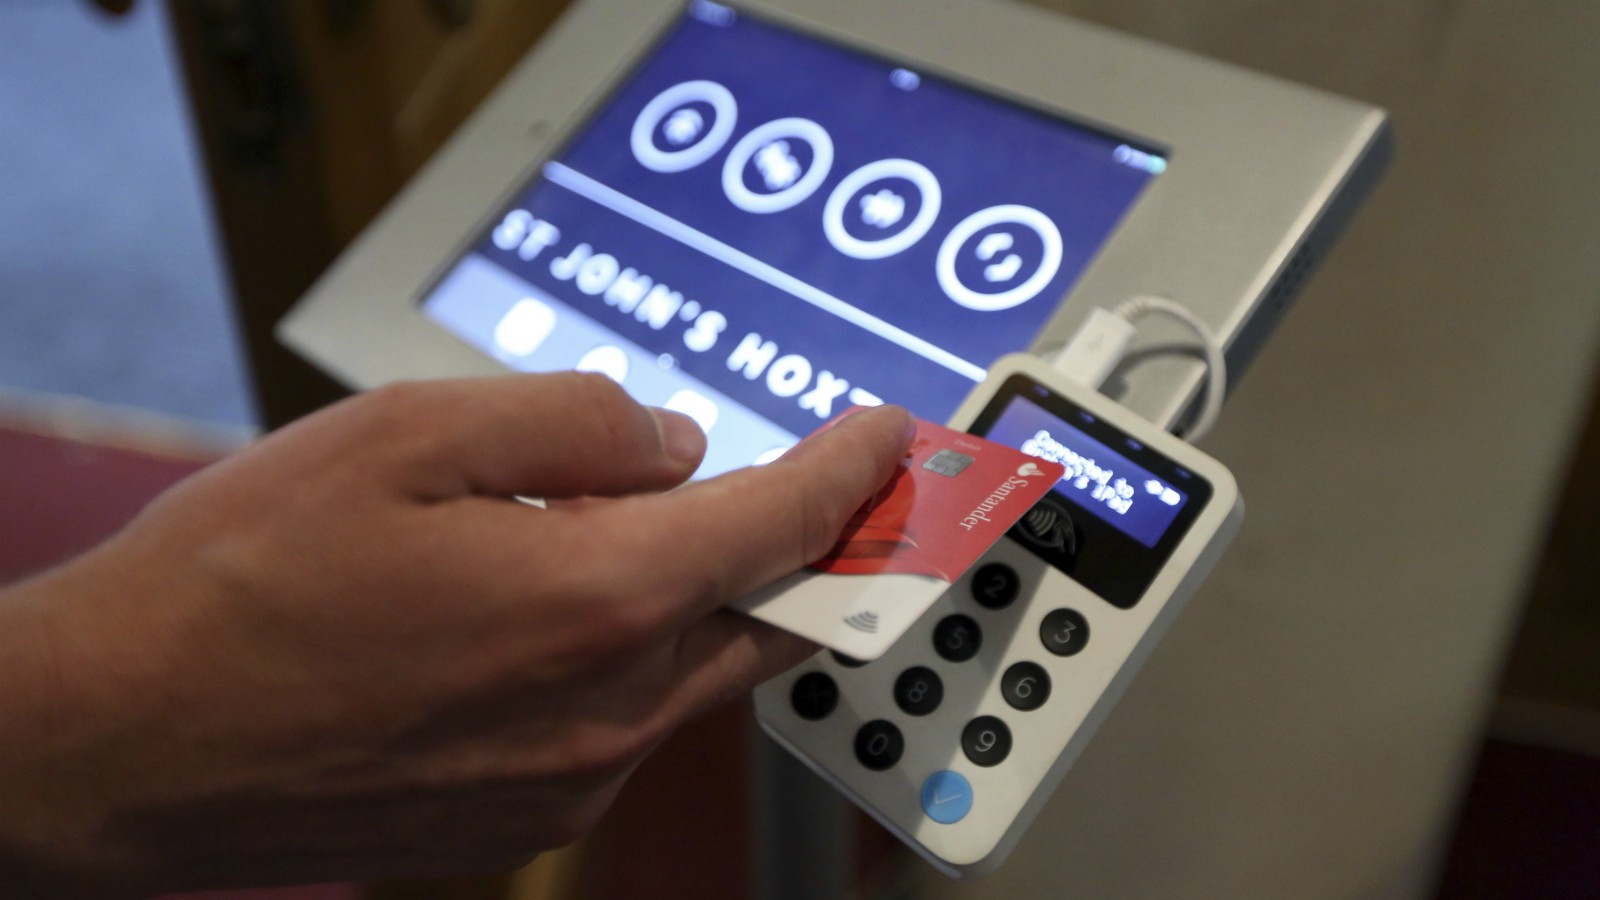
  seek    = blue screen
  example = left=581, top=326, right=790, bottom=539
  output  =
left=422, top=1, right=1162, bottom=476
left=984, top=394, right=1188, bottom=548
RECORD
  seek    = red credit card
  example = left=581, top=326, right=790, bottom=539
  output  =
left=812, top=413, right=1065, bottom=581
left=730, top=413, right=1065, bottom=659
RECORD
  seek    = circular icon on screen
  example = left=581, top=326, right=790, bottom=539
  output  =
left=821, top=159, right=943, bottom=260
left=935, top=205, right=1063, bottom=312
left=631, top=81, right=738, bottom=173
left=575, top=345, right=630, bottom=383
left=721, top=118, right=834, bottom=213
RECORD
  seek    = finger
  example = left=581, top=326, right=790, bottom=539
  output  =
left=662, top=612, right=819, bottom=725
left=541, top=496, right=613, bottom=512
left=361, top=373, right=706, bottom=500
left=584, top=404, right=914, bottom=622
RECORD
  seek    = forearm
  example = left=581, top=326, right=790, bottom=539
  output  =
left=0, top=557, right=168, bottom=898
left=0, top=378, right=910, bottom=894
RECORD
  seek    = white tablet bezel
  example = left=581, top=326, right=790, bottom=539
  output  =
left=278, top=0, right=1389, bottom=428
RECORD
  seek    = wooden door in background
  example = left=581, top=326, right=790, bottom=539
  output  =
left=167, top=0, right=571, bottom=430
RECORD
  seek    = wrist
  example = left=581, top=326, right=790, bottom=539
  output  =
left=0, top=554, right=174, bottom=897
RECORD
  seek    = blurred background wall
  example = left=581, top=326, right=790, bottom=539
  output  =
left=920, top=2, right=1600, bottom=898
left=0, top=0, right=254, bottom=430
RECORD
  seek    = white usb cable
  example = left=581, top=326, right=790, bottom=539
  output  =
left=1049, top=294, right=1227, bottom=442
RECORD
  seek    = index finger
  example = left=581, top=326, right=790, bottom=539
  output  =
left=592, top=405, right=915, bottom=621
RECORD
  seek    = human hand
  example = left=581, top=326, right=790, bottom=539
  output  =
left=0, top=373, right=912, bottom=896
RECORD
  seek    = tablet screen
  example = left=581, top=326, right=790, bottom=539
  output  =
left=421, top=0, right=1163, bottom=476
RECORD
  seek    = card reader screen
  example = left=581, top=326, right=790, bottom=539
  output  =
left=984, top=394, right=1187, bottom=548
left=970, top=374, right=1211, bottom=608
left=420, top=0, right=1163, bottom=476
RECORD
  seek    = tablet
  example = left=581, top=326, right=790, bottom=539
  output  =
left=279, top=0, right=1389, bottom=475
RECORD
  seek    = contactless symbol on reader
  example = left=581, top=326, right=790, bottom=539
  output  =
left=842, top=610, right=880, bottom=634
left=1013, top=498, right=1075, bottom=554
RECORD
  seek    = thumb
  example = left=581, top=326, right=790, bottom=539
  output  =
left=355, top=373, right=708, bottom=500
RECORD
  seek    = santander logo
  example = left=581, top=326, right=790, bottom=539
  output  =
left=959, top=463, right=1046, bottom=532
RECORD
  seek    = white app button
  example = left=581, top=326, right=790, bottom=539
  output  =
left=935, top=205, right=1064, bottom=312
left=631, top=80, right=738, bottom=173
left=754, top=445, right=792, bottom=466
left=822, top=159, right=943, bottom=260
left=664, top=389, right=720, bottom=435
left=493, top=298, right=557, bottom=357
left=721, top=118, right=834, bottom=213
left=575, top=345, right=630, bottom=383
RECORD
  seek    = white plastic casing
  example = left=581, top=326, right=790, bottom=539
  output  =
left=753, top=353, right=1243, bottom=878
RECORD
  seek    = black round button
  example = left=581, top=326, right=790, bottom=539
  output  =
left=1001, top=661, right=1051, bottom=711
left=970, top=562, right=1021, bottom=610
left=831, top=651, right=868, bottom=668
left=933, top=614, right=982, bottom=662
left=893, top=666, right=944, bottom=716
left=790, top=671, right=838, bottom=721
left=1039, top=608, right=1090, bottom=657
left=854, top=720, right=905, bottom=771
left=961, top=716, right=1012, bottom=767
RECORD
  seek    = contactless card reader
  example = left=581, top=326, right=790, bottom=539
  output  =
left=753, top=353, right=1243, bottom=877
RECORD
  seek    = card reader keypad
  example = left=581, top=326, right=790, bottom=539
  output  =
left=779, top=532, right=1098, bottom=841
left=932, top=614, right=982, bottom=662
left=961, top=716, right=1013, bottom=767
left=894, top=667, right=945, bottom=716
left=854, top=720, right=905, bottom=770
left=970, top=562, right=1021, bottom=609
left=756, top=354, right=1240, bottom=876
left=1040, top=608, right=1090, bottom=656
left=1000, top=661, right=1051, bottom=711
left=790, top=671, right=839, bottom=721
